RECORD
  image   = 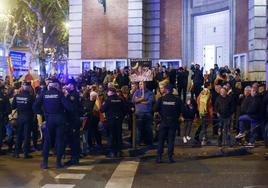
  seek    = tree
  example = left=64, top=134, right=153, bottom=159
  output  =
left=19, top=0, right=69, bottom=77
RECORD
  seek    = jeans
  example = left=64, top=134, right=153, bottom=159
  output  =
left=81, top=130, right=89, bottom=154
left=178, top=86, right=187, bottom=103
left=218, top=116, right=231, bottom=146
left=194, top=114, right=208, bottom=142
left=238, top=114, right=259, bottom=144
left=136, top=113, right=153, bottom=146
left=5, top=122, right=14, bottom=150
left=183, top=120, right=193, bottom=137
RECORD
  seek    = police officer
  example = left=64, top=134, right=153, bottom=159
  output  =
left=0, top=82, right=11, bottom=155
left=64, top=80, right=81, bottom=166
left=12, top=81, right=34, bottom=158
left=34, top=79, right=72, bottom=169
left=101, top=87, right=125, bottom=158
left=154, top=84, right=182, bottom=163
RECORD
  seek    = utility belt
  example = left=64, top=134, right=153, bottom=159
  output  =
left=107, top=115, right=122, bottom=120
left=17, top=111, right=33, bottom=116
left=45, top=112, right=64, bottom=116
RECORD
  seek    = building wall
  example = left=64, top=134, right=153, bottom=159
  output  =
left=194, top=10, right=230, bottom=71
left=143, top=0, right=161, bottom=61
left=192, top=0, right=225, bottom=7
left=160, top=0, right=182, bottom=59
left=69, top=0, right=83, bottom=75
left=82, top=0, right=128, bottom=59
left=235, top=0, right=248, bottom=54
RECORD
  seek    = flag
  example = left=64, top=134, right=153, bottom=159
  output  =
left=19, top=66, right=40, bottom=88
left=7, top=53, right=14, bottom=86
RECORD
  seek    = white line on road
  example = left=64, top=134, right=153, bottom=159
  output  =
left=41, top=184, right=75, bottom=188
left=105, top=160, right=140, bottom=188
left=67, top=165, right=94, bottom=171
left=54, top=173, right=85, bottom=180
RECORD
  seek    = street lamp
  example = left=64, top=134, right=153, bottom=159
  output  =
left=0, top=1, right=9, bottom=21
left=64, top=22, right=70, bottom=30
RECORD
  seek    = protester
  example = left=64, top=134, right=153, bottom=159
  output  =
left=0, top=62, right=266, bottom=168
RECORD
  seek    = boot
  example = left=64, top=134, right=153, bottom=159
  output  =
left=41, top=159, right=48, bottom=169
left=155, top=155, right=163, bottom=163
left=168, top=156, right=176, bottom=163
left=56, top=158, right=64, bottom=169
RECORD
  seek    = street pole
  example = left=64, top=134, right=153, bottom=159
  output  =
left=132, top=112, right=136, bottom=149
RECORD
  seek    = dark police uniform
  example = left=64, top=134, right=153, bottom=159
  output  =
left=12, top=89, right=34, bottom=158
left=65, top=88, right=81, bottom=165
left=101, top=91, right=125, bottom=157
left=34, top=85, right=72, bottom=169
left=154, top=92, right=182, bottom=163
left=0, top=89, right=11, bottom=154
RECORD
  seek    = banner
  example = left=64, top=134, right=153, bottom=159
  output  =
left=129, top=59, right=153, bottom=82
left=10, top=51, right=32, bottom=78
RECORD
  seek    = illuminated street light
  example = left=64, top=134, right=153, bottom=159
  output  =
left=43, top=26, right=46, bottom=34
left=63, top=22, right=70, bottom=30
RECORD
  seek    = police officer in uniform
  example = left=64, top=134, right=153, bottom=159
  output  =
left=101, top=87, right=125, bottom=158
left=34, top=79, right=72, bottom=169
left=154, top=84, right=182, bottom=163
left=64, top=81, right=81, bottom=166
left=12, top=81, right=34, bottom=158
left=0, top=82, right=11, bottom=155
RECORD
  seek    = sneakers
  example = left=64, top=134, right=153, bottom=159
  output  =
left=245, top=143, right=255, bottom=148
left=24, top=154, right=33, bottom=159
left=13, top=153, right=19, bottom=158
left=186, top=136, right=191, bottom=141
left=183, top=137, right=187, bottom=144
left=201, top=140, right=207, bottom=146
left=235, top=132, right=246, bottom=139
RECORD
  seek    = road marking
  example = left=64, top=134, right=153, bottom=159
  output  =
left=79, top=159, right=95, bottom=163
left=105, top=160, right=139, bottom=188
left=41, top=184, right=75, bottom=188
left=67, top=165, right=94, bottom=171
left=55, top=173, right=85, bottom=180
left=244, top=186, right=268, bottom=188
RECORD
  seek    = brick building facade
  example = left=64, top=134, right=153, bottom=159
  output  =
left=69, top=0, right=267, bottom=81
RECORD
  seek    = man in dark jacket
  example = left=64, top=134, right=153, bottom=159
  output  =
left=34, top=79, right=73, bottom=169
left=191, top=64, right=204, bottom=99
left=177, top=66, right=189, bottom=103
left=214, top=88, right=233, bottom=146
left=12, top=81, right=34, bottom=158
left=101, top=87, right=125, bottom=158
left=0, top=85, right=11, bottom=155
left=236, top=87, right=262, bottom=147
left=154, top=84, right=182, bottom=163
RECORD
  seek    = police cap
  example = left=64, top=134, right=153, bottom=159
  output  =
left=166, top=84, right=174, bottom=93
left=22, top=81, right=31, bottom=86
left=108, top=87, right=116, bottom=93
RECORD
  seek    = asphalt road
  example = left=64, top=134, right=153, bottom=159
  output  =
left=0, top=146, right=267, bottom=188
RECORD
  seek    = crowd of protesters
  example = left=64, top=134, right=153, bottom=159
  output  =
left=0, top=62, right=268, bottom=167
